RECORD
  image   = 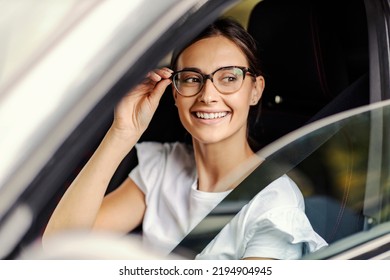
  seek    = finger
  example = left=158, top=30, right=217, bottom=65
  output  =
left=147, top=71, right=162, bottom=82
left=149, top=68, right=173, bottom=81
left=156, top=67, right=173, bottom=79
left=126, top=68, right=173, bottom=97
left=149, top=78, right=172, bottom=105
left=154, top=78, right=172, bottom=96
left=161, top=67, right=173, bottom=73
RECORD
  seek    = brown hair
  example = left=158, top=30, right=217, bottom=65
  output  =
left=170, top=17, right=262, bottom=76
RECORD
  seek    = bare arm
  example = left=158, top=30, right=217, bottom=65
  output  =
left=43, top=68, right=172, bottom=242
left=93, top=177, right=146, bottom=233
left=43, top=129, right=139, bottom=239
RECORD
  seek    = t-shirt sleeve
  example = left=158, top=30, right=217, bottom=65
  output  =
left=243, top=206, right=327, bottom=259
left=243, top=176, right=328, bottom=259
left=128, top=142, right=170, bottom=195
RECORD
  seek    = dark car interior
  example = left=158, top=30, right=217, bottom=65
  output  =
left=248, top=0, right=369, bottom=146
left=11, top=0, right=373, bottom=258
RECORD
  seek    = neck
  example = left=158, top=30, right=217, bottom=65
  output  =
left=193, top=138, right=261, bottom=192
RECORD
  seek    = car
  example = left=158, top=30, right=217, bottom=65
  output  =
left=1, top=0, right=390, bottom=260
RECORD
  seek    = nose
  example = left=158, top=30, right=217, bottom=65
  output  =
left=197, top=79, right=219, bottom=104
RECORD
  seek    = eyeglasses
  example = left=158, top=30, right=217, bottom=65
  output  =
left=172, top=66, right=255, bottom=97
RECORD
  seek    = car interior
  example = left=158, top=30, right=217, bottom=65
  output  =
left=247, top=0, right=369, bottom=145
left=11, top=0, right=374, bottom=258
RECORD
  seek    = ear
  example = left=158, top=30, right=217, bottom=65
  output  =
left=172, top=84, right=178, bottom=106
left=250, top=75, right=265, bottom=105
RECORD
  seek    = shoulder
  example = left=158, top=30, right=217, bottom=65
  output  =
left=135, top=141, right=191, bottom=157
left=240, top=175, right=327, bottom=258
left=130, top=142, right=195, bottom=194
left=134, top=141, right=194, bottom=168
left=240, top=175, right=307, bottom=236
left=253, top=175, right=304, bottom=211
left=239, top=175, right=305, bottom=233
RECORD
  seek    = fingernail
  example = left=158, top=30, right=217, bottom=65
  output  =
left=163, top=70, right=173, bottom=77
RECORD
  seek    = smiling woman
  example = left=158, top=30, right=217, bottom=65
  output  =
left=2, top=0, right=390, bottom=263
left=42, top=17, right=327, bottom=260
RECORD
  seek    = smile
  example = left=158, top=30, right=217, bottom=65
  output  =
left=195, top=111, right=228, bottom=120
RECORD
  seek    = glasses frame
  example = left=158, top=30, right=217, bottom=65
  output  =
left=172, top=66, right=255, bottom=97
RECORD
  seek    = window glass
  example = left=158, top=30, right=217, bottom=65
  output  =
left=200, top=102, right=390, bottom=257
left=272, top=102, right=390, bottom=254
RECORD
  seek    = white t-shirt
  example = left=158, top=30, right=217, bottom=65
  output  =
left=129, top=142, right=327, bottom=259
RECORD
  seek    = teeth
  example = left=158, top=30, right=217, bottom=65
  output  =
left=195, top=112, right=228, bottom=119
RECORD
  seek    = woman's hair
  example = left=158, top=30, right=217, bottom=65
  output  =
left=170, top=17, right=262, bottom=76
left=171, top=17, right=264, bottom=151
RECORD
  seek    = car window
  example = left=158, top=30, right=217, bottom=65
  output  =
left=170, top=88, right=390, bottom=256
left=204, top=100, right=390, bottom=259
left=297, top=102, right=390, bottom=259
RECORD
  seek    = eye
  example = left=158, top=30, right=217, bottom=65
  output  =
left=216, top=68, right=243, bottom=85
left=221, top=75, right=238, bottom=83
left=184, top=76, right=202, bottom=84
left=218, top=73, right=239, bottom=85
left=178, top=72, right=202, bottom=85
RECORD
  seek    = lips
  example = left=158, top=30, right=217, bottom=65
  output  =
left=195, top=111, right=229, bottom=120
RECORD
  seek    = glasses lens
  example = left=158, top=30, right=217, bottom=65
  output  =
left=214, top=67, right=245, bottom=94
left=173, top=71, right=203, bottom=96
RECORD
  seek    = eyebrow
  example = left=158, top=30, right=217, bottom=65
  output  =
left=177, top=67, right=202, bottom=72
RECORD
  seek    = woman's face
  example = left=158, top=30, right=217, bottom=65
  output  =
left=174, top=35, right=264, bottom=147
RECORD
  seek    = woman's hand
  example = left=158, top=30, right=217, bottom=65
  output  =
left=111, top=67, right=173, bottom=140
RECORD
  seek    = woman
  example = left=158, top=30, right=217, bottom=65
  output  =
left=43, top=18, right=327, bottom=259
